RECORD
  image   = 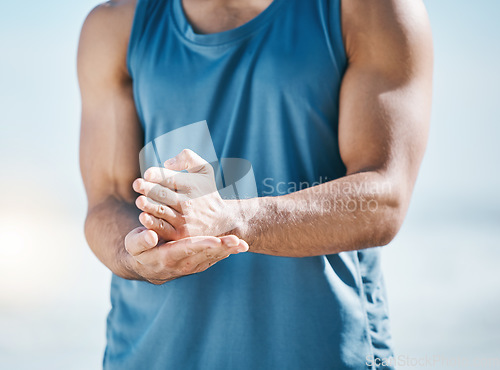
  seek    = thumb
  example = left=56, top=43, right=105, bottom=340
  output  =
left=164, top=149, right=212, bottom=174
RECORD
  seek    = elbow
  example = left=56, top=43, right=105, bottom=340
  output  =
left=84, top=207, right=101, bottom=254
left=83, top=212, right=94, bottom=247
left=376, top=217, right=402, bottom=246
left=373, top=192, right=408, bottom=247
left=83, top=198, right=110, bottom=250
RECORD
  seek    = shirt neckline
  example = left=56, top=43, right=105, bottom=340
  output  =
left=171, top=0, right=284, bottom=46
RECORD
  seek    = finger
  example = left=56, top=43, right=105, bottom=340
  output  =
left=143, top=167, right=191, bottom=192
left=219, top=235, right=240, bottom=248
left=219, top=235, right=249, bottom=254
left=139, top=212, right=178, bottom=240
left=218, top=235, right=249, bottom=254
left=181, top=237, right=244, bottom=273
left=234, top=238, right=249, bottom=253
left=162, top=236, right=224, bottom=261
left=124, top=227, right=158, bottom=256
left=135, top=236, right=246, bottom=275
left=134, top=236, right=222, bottom=267
left=133, top=179, right=185, bottom=211
left=136, top=195, right=182, bottom=227
left=164, top=149, right=213, bottom=175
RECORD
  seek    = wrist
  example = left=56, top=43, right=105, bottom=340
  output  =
left=223, top=197, right=262, bottom=240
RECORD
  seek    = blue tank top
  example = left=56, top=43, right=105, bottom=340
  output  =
left=104, top=0, right=394, bottom=369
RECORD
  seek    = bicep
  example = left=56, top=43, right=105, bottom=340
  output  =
left=78, top=2, right=142, bottom=207
left=79, top=84, right=143, bottom=206
left=338, top=0, right=433, bottom=189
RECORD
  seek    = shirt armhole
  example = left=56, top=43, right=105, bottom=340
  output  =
left=320, top=0, right=348, bottom=78
left=126, top=0, right=152, bottom=78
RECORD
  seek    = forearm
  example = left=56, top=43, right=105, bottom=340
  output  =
left=232, top=171, right=405, bottom=257
left=84, top=197, right=143, bottom=280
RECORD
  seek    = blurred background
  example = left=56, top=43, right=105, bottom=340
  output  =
left=0, top=0, right=499, bottom=369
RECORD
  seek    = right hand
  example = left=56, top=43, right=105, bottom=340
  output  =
left=124, top=227, right=248, bottom=285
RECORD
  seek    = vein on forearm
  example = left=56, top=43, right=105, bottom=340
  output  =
left=236, top=171, right=404, bottom=257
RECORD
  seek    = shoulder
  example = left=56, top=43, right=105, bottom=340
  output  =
left=341, top=0, right=433, bottom=76
left=82, top=0, right=137, bottom=29
left=77, top=0, right=138, bottom=83
left=80, top=0, right=137, bottom=42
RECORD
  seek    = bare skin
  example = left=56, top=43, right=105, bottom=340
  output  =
left=79, top=0, right=433, bottom=281
left=182, top=0, right=273, bottom=34
left=78, top=0, right=249, bottom=284
left=133, top=0, right=433, bottom=256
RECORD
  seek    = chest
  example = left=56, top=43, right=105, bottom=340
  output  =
left=131, top=0, right=345, bottom=141
left=181, top=0, right=274, bottom=34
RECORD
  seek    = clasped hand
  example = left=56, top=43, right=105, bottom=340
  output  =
left=124, top=149, right=247, bottom=284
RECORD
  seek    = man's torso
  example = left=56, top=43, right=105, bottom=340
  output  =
left=104, top=1, right=393, bottom=369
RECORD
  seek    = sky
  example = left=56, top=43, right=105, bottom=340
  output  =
left=0, top=0, right=499, bottom=369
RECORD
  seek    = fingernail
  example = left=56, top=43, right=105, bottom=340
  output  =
left=133, top=179, right=142, bottom=191
left=236, top=242, right=248, bottom=253
left=225, top=240, right=238, bottom=248
left=164, top=158, right=176, bottom=166
left=141, top=213, right=153, bottom=225
left=144, top=231, right=156, bottom=246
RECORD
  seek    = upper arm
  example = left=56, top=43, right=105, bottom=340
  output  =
left=77, top=0, right=142, bottom=208
left=338, top=0, right=433, bottom=198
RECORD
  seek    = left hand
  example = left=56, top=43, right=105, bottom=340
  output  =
left=133, top=149, right=235, bottom=241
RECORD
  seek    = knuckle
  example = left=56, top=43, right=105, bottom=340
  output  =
left=212, top=238, right=222, bottom=249
left=161, top=256, right=175, bottom=270
left=185, top=247, right=196, bottom=256
left=157, top=204, right=167, bottom=215
left=181, top=149, right=192, bottom=157
left=157, top=250, right=168, bottom=265
left=152, top=265, right=163, bottom=275
left=184, top=184, right=194, bottom=194
left=205, top=164, right=214, bottom=175
left=204, top=247, right=215, bottom=259
left=158, top=189, right=168, bottom=200
left=172, top=192, right=180, bottom=204
left=158, top=219, right=166, bottom=230
left=157, top=257, right=167, bottom=269
left=177, top=224, right=190, bottom=239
